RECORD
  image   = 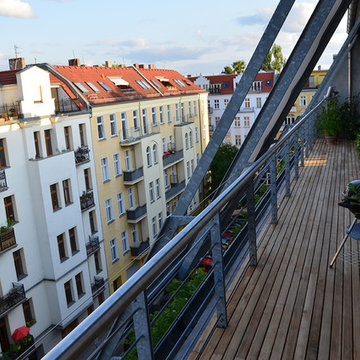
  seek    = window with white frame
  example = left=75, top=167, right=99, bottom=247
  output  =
left=194, top=101, right=197, bottom=115
left=224, top=99, right=229, bottom=108
left=146, top=147, right=152, bottom=167
left=186, top=161, right=190, bottom=179
left=132, top=225, right=138, bottom=245
left=117, top=192, right=125, bottom=216
left=156, top=179, right=160, bottom=199
left=152, top=107, right=157, bottom=125
left=97, top=116, right=105, bottom=140
left=215, top=117, right=220, bottom=126
left=164, top=169, right=169, bottom=188
left=244, top=117, right=250, bottom=127
left=128, top=187, right=135, bottom=209
left=125, top=150, right=132, bottom=171
left=169, top=135, right=174, bottom=148
left=105, top=198, right=114, bottom=223
left=110, top=114, right=117, bottom=136
left=142, top=108, right=148, bottom=131
left=153, top=145, right=158, bottom=164
left=181, top=103, right=185, bottom=120
left=113, top=153, right=121, bottom=177
left=167, top=105, right=171, bottom=123
left=191, top=159, right=194, bottom=174
left=166, top=202, right=171, bottom=215
left=252, top=80, right=262, bottom=92
left=188, top=101, right=192, bottom=117
left=110, top=238, right=118, bottom=262
left=214, top=99, right=219, bottom=109
left=149, top=182, right=154, bottom=202
left=101, top=157, right=110, bottom=182
left=244, top=98, right=250, bottom=108
left=234, top=117, right=241, bottom=127
left=300, top=95, right=307, bottom=106
left=189, top=131, right=193, bottom=148
left=133, top=110, right=139, bottom=129
left=235, top=135, right=242, bottom=146
left=175, top=104, right=179, bottom=121
left=121, top=231, right=129, bottom=254
left=159, top=106, right=164, bottom=124
left=285, top=116, right=295, bottom=125
left=158, top=212, right=162, bottom=230
left=152, top=216, right=157, bottom=237
left=185, top=133, right=189, bottom=150
left=162, top=138, right=166, bottom=153
left=195, top=127, right=199, bottom=143
left=256, top=97, right=262, bottom=108
left=196, top=153, right=200, bottom=164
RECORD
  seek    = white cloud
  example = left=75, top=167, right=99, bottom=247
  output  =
left=282, top=2, right=315, bottom=33
left=0, top=0, right=34, bottom=18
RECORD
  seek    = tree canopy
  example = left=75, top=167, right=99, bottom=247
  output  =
left=222, top=60, right=246, bottom=74
left=210, top=144, right=238, bottom=190
left=261, top=44, right=286, bottom=72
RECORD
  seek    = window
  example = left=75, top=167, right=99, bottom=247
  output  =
left=23, top=299, right=35, bottom=325
left=186, top=161, right=190, bottom=179
left=214, top=99, right=219, bottom=109
left=175, top=104, right=179, bottom=121
left=136, top=80, right=151, bottom=89
left=197, top=153, right=200, bottom=164
left=285, top=116, right=295, bottom=125
left=86, top=81, right=100, bottom=92
left=194, top=101, right=197, bottom=115
left=98, top=81, right=112, bottom=91
left=94, top=250, right=102, bottom=272
left=256, top=97, right=262, bottom=108
left=235, top=135, right=242, bottom=146
left=44, top=129, right=53, bottom=156
left=169, top=135, right=174, bottom=148
left=121, top=231, right=129, bottom=254
left=133, top=110, right=139, bottom=129
left=101, top=157, right=110, bottom=182
left=164, top=170, right=169, bottom=188
left=128, top=187, right=135, bottom=209
left=225, top=134, right=231, bottom=144
left=149, top=182, right=154, bottom=202
left=224, top=99, right=229, bottom=108
left=113, top=153, right=121, bottom=177
left=105, top=198, right=114, bottom=223
left=152, top=107, right=157, bottom=125
left=84, top=168, right=92, bottom=191
left=89, top=210, right=97, bottom=233
left=110, top=114, right=117, bottom=136
left=167, top=202, right=171, bottom=216
left=244, top=117, right=250, bottom=127
left=162, top=138, right=166, bottom=153
left=74, top=82, right=89, bottom=93
left=33, top=132, right=41, bottom=158
left=142, top=108, right=148, bottom=133
left=156, top=179, right=160, bottom=199
left=69, top=227, right=78, bottom=254
left=309, top=76, right=314, bottom=88
left=189, top=131, right=193, bottom=148
left=57, top=233, right=67, bottom=261
left=132, top=225, right=138, bottom=245
left=117, top=192, right=125, bottom=216
left=50, top=184, right=60, bottom=211
left=4, top=195, right=16, bottom=222
left=33, top=85, right=43, bottom=103
left=75, top=273, right=85, bottom=298
left=234, top=117, right=241, bottom=127
left=244, top=98, right=250, bottom=108
left=151, top=79, right=161, bottom=88
left=191, top=159, right=194, bottom=174
left=125, top=150, right=132, bottom=171
left=64, top=126, right=72, bottom=150
left=252, top=81, right=262, bottom=92
left=195, top=127, right=199, bottom=143
left=152, top=216, right=157, bottom=238
left=153, top=145, right=158, bottom=164
left=185, top=133, right=189, bottom=150
left=146, top=147, right=152, bottom=167
left=159, top=106, right=164, bottom=124
left=158, top=212, right=162, bottom=230
left=110, top=238, right=118, bottom=262
left=13, top=249, right=26, bottom=279
left=79, top=124, right=86, bottom=146
left=188, top=101, right=192, bottom=117
left=181, top=103, right=185, bottom=120
left=97, top=116, right=105, bottom=140
left=300, top=95, right=307, bottom=106
left=64, top=280, right=74, bottom=306
left=167, top=105, right=171, bottom=123
left=62, top=179, right=72, bottom=206
left=215, top=117, right=220, bottom=126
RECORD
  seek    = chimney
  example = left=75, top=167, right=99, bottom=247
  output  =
left=9, top=57, right=25, bottom=70
left=318, top=65, right=321, bottom=71
left=148, top=64, right=156, bottom=70
left=68, top=58, right=80, bottom=66
left=120, top=64, right=126, bottom=68
left=133, top=63, right=139, bottom=68
left=105, top=60, right=112, bottom=68
left=138, top=64, right=145, bottom=69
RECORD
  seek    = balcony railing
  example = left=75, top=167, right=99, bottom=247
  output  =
left=170, top=175, right=178, bottom=185
left=91, top=276, right=104, bottom=296
left=120, top=125, right=160, bottom=144
left=0, top=102, right=23, bottom=120
left=123, top=167, right=144, bottom=184
left=0, top=283, right=25, bottom=317
left=74, top=146, right=90, bottom=165
left=86, top=235, right=100, bottom=257
left=130, top=239, right=150, bottom=257
left=80, top=190, right=95, bottom=211
left=175, top=115, right=195, bottom=126
left=0, top=228, right=16, bottom=253
left=0, top=169, right=7, bottom=191
left=165, top=180, right=186, bottom=201
left=126, top=204, right=147, bottom=222
left=239, top=106, right=255, bottom=113
left=54, top=98, right=80, bottom=114
left=163, top=149, right=184, bottom=167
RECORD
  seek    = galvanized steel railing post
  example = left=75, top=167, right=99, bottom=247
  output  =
left=210, top=214, right=227, bottom=328
left=305, top=120, right=310, bottom=158
left=133, top=292, right=154, bottom=360
left=294, top=132, right=299, bottom=179
left=285, top=142, right=291, bottom=197
left=246, top=179, right=257, bottom=266
left=270, top=156, right=278, bottom=224
left=300, top=128, right=305, bottom=167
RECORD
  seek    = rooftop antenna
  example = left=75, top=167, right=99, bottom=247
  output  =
left=72, top=49, right=76, bottom=58
left=14, top=45, right=19, bottom=58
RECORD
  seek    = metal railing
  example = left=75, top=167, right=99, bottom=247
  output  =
left=0, top=227, right=16, bottom=252
left=0, top=102, right=22, bottom=119
left=0, top=283, right=25, bottom=317
left=43, top=96, right=326, bottom=360
left=55, top=99, right=80, bottom=113
left=86, top=235, right=100, bottom=257
left=120, top=125, right=160, bottom=143
left=74, top=146, right=90, bottom=165
left=80, top=190, right=95, bottom=211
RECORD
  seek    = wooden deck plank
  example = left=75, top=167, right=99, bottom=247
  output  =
left=188, top=140, right=360, bottom=360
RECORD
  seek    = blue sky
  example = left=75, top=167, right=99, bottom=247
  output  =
left=0, top=0, right=347, bottom=75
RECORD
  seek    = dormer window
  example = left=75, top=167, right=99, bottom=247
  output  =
left=156, top=77, right=174, bottom=89
left=74, top=82, right=89, bottom=93
left=86, top=82, right=100, bottom=92
left=109, top=78, right=135, bottom=93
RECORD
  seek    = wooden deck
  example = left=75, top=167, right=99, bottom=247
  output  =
left=189, top=139, right=360, bottom=360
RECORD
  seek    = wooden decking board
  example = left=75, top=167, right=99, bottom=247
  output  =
left=189, top=140, right=360, bottom=360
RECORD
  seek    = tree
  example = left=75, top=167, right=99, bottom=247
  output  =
left=222, top=66, right=233, bottom=74
left=260, top=44, right=286, bottom=72
left=222, top=60, right=246, bottom=74
left=209, top=144, right=238, bottom=191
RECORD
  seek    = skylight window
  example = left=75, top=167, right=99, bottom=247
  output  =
left=136, top=80, right=151, bottom=89
left=98, top=81, right=112, bottom=91
left=184, top=80, right=192, bottom=86
left=74, top=82, right=89, bottom=93
left=174, top=79, right=186, bottom=87
left=86, top=82, right=100, bottom=92
left=151, top=79, right=161, bottom=88
left=156, top=77, right=174, bottom=89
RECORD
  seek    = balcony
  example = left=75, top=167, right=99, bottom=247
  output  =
left=123, top=167, right=144, bottom=185
left=208, top=107, right=214, bottom=114
left=130, top=239, right=150, bottom=257
left=120, top=125, right=160, bottom=145
left=91, top=276, right=104, bottom=296
left=126, top=204, right=147, bottom=223
left=54, top=98, right=80, bottom=114
left=0, top=228, right=16, bottom=253
left=162, top=149, right=184, bottom=168
left=239, top=106, right=255, bottom=113
left=74, top=146, right=90, bottom=165
left=0, top=102, right=23, bottom=120
left=0, top=283, right=25, bottom=317
left=165, top=180, right=185, bottom=201
left=175, top=115, right=195, bottom=126
left=86, top=235, right=100, bottom=257
left=0, top=168, right=7, bottom=192
left=80, top=190, right=95, bottom=211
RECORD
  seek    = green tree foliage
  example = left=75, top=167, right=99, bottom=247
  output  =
left=222, top=60, right=246, bottom=74
left=222, top=66, right=233, bottom=74
left=210, top=144, right=238, bottom=190
left=261, top=44, right=286, bottom=72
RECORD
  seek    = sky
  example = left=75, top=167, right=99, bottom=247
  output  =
left=0, top=0, right=348, bottom=75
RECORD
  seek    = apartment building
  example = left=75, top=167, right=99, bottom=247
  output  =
left=50, top=62, right=209, bottom=294
left=190, top=72, right=276, bottom=147
left=0, top=63, right=108, bottom=357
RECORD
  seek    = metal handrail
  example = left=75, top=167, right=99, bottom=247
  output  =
left=43, top=95, right=328, bottom=360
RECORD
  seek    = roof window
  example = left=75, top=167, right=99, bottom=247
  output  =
left=109, top=77, right=135, bottom=93
left=174, top=79, right=186, bottom=87
left=74, top=82, right=89, bottom=93
left=86, top=81, right=100, bottom=92
left=156, top=77, right=175, bottom=89
left=136, top=80, right=151, bottom=89
left=98, top=81, right=112, bottom=91
left=151, top=79, right=161, bottom=88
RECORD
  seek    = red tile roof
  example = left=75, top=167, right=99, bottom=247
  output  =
left=0, top=70, right=19, bottom=85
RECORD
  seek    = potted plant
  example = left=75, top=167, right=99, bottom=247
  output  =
left=315, top=98, right=340, bottom=144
